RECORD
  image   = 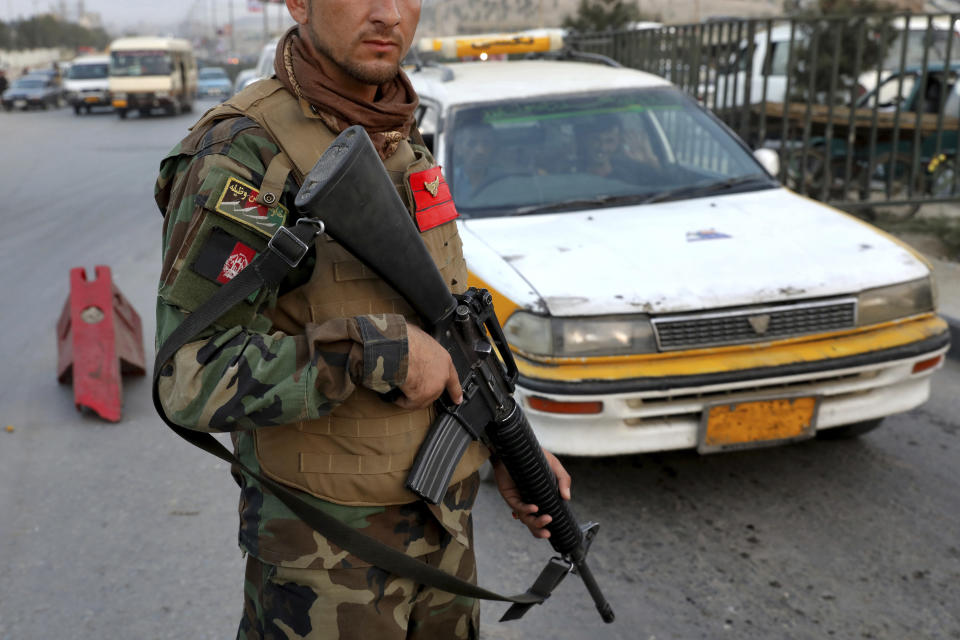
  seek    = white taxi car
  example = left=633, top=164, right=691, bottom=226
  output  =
left=409, top=34, right=951, bottom=456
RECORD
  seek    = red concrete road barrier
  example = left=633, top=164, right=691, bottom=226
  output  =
left=56, top=266, right=146, bottom=422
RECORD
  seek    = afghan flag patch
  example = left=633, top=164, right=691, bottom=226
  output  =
left=214, top=176, right=288, bottom=238
left=409, top=167, right=458, bottom=232
left=191, top=227, right=258, bottom=285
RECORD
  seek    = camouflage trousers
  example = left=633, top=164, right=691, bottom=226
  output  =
left=236, top=543, right=480, bottom=639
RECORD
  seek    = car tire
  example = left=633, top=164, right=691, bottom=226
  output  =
left=117, top=108, right=127, bottom=119
left=857, top=152, right=923, bottom=221
left=928, top=156, right=959, bottom=198
left=73, top=104, right=81, bottom=115
left=816, top=417, right=884, bottom=440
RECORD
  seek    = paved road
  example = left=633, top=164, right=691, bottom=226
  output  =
left=1, top=104, right=958, bottom=640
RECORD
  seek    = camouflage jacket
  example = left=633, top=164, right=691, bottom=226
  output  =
left=154, top=115, right=477, bottom=570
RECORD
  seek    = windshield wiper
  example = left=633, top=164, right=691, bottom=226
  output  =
left=513, top=193, right=651, bottom=216
left=642, top=174, right=774, bottom=204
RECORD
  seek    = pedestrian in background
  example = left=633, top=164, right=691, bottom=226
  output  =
left=152, top=0, right=571, bottom=638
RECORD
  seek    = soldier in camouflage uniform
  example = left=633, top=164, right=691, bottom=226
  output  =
left=153, top=0, right=572, bottom=638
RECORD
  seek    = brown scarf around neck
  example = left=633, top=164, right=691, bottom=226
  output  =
left=273, top=26, right=418, bottom=160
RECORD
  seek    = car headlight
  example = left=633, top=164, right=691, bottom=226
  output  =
left=856, top=277, right=934, bottom=327
left=504, top=311, right=658, bottom=357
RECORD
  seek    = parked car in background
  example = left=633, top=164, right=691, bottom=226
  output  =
left=232, top=67, right=259, bottom=95
left=1, top=73, right=63, bottom=110
left=197, top=66, right=232, bottom=99
left=64, top=55, right=111, bottom=115
left=856, top=16, right=960, bottom=99
left=710, top=17, right=960, bottom=110
left=255, top=38, right=279, bottom=80
left=409, top=32, right=950, bottom=456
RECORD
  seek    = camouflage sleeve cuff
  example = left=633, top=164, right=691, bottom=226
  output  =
left=354, top=314, right=409, bottom=393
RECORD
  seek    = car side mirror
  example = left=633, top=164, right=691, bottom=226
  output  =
left=754, top=148, right=780, bottom=179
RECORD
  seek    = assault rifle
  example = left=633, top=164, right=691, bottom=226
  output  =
left=295, top=125, right=614, bottom=624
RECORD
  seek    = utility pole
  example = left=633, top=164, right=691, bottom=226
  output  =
left=228, top=0, right=235, bottom=53
left=262, top=0, right=269, bottom=45
left=210, top=0, right=217, bottom=40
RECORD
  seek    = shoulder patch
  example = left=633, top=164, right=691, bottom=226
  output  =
left=409, top=167, right=458, bottom=232
left=213, top=176, right=289, bottom=238
left=192, top=226, right=258, bottom=284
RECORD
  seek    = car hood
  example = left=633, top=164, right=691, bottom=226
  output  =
left=459, top=187, right=930, bottom=316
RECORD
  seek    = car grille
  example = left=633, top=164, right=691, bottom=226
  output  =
left=651, top=298, right=858, bottom=351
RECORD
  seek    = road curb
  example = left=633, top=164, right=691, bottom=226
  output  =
left=946, top=314, right=960, bottom=362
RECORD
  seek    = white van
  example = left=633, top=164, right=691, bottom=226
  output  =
left=108, top=36, right=197, bottom=119
left=64, top=54, right=110, bottom=115
left=712, top=17, right=960, bottom=109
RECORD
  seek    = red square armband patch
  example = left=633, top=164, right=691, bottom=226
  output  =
left=409, top=167, right=459, bottom=232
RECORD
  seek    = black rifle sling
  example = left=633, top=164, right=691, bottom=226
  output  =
left=153, top=219, right=546, bottom=608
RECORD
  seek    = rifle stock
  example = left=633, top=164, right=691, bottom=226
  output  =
left=294, top=125, right=457, bottom=330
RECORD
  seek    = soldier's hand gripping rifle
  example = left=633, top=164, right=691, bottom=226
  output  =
left=295, top=126, right=614, bottom=624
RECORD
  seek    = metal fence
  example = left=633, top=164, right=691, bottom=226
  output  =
left=567, top=13, right=960, bottom=218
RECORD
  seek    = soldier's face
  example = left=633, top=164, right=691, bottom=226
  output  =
left=287, top=0, right=421, bottom=90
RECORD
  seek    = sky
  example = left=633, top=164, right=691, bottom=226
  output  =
left=3, top=0, right=287, bottom=30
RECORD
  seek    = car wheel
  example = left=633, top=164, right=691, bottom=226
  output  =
left=816, top=417, right=884, bottom=440
left=857, top=152, right=923, bottom=221
left=928, top=156, right=959, bottom=199
left=73, top=104, right=82, bottom=115
left=117, top=108, right=127, bottom=119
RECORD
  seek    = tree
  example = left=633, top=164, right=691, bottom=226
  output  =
left=0, top=21, right=13, bottom=50
left=562, top=0, right=652, bottom=33
left=2, top=14, right=110, bottom=52
left=786, top=0, right=899, bottom=103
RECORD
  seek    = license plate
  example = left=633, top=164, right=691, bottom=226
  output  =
left=84, top=95, right=100, bottom=103
left=14, top=100, right=26, bottom=108
left=698, top=396, right=819, bottom=453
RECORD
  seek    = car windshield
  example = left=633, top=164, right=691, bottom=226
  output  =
left=199, top=67, right=228, bottom=80
left=445, top=87, right=772, bottom=217
left=68, top=63, right=108, bottom=80
left=13, top=78, right=45, bottom=88
left=110, top=50, right=171, bottom=77
left=884, top=30, right=960, bottom=69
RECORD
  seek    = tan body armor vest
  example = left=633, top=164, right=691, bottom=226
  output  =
left=194, top=80, right=487, bottom=506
